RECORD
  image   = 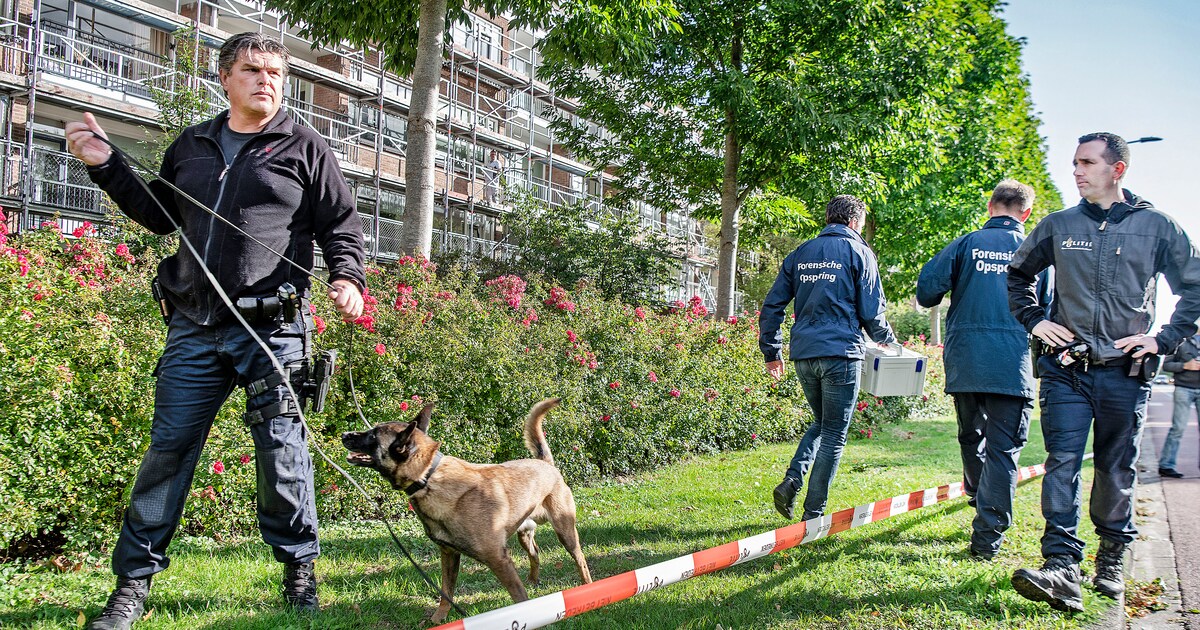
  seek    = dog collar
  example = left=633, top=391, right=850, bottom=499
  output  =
left=404, top=452, right=442, bottom=496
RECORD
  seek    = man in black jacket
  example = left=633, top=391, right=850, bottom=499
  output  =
left=66, top=33, right=365, bottom=629
left=1160, top=334, right=1200, bottom=478
left=1007, top=132, right=1200, bottom=612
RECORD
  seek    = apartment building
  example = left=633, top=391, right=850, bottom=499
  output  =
left=0, top=0, right=734, bottom=306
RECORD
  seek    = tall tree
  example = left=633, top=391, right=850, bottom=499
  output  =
left=544, top=0, right=1041, bottom=319
left=266, top=0, right=678, bottom=258
left=865, top=3, right=1061, bottom=302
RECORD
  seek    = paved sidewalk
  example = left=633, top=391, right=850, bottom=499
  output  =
left=1129, top=383, right=1200, bottom=630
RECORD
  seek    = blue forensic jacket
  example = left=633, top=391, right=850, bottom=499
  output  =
left=759, top=223, right=896, bottom=362
left=917, top=216, right=1046, bottom=398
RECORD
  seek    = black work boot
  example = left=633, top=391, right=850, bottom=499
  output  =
left=283, top=560, right=319, bottom=611
left=1011, top=555, right=1083, bottom=613
left=1093, top=539, right=1128, bottom=598
left=88, top=576, right=150, bottom=630
left=773, top=477, right=800, bottom=519
left=968, top=546, right=996, bottom=562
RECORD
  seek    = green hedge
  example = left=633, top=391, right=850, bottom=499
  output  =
left=0, top=218, right=949, bottom=557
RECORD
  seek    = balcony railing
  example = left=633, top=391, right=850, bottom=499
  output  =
left=0, top=17, right=28, bottom=77
left=38, top=21, right=167, bottom=102
left=29, top=146, right=107, bottom=214
left=1, top=141, right=24, bottom=200
left=31, top=20, right=228, bottom=118
left=285, top=98, right=367, bottom=161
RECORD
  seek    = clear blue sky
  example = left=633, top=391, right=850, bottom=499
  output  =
left=1002, top=0, right=1200, bottom=333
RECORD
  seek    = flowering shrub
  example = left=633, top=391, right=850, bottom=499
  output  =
left=1, top=222, right=164, bottom=556
left=0, top=220, right=949, bottom=557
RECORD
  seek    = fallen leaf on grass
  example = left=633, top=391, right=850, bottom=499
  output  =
left=1125, top=578, right=1167, bottom=618
left=51, top=556, right=81, bottom=572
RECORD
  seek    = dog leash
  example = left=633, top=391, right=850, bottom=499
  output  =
left=88, top=132, right=469, bottom=617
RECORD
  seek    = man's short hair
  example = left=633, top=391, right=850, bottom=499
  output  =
left=826, top=194, right=867, bottom=226
left=1078, top=132, right=1130, bottom=166
left=218, top=32, right=290, bottom=76
left=990, top=179, right=1035, bottom=213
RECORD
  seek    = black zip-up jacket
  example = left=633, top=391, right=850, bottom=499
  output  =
left=88, top=108, right=366, bottom=326
left=1164, top=335, right=1200, bottom=389
left=1008, top=190, right=1200, bottom=364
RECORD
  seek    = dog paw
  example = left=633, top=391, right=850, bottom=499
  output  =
left=423, top=608, right=449, bottom=626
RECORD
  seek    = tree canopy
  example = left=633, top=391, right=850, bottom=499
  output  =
left=543, top=0, right=1060, bottom=311
left=863, top=3, right=1062, bottom=298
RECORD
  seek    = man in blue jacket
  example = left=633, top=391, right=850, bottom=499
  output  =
left=1007, top=133, right=1200, bottom=612
left=917, top=179, right=1042, bottom=561
left=760, top=194, right=896, bottom=521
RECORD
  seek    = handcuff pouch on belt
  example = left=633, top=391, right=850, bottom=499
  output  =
left=1127, top=352, right=1162, bottom=383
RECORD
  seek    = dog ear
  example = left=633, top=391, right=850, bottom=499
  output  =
left=389, top=424, right=416, bottom=462
left=415, top=403, right=434, bottom=433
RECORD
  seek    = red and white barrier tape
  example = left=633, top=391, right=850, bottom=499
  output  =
left=431, top=460, right=1052, bottom=630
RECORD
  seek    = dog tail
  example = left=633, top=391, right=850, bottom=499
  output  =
left=523, top=398, right=561, bottom=465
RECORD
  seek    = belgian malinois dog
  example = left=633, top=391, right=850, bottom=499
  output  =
left=342, top=398, right=592, bottom=623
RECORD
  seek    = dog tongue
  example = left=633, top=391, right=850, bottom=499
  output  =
left=347, top=452, right=373, bottom=464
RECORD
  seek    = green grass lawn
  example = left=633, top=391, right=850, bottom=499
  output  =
left=0, top=412, right=1114, bottom=629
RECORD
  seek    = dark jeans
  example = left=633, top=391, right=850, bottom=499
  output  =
left=785, top=357, right=862, bottom=520
left=112, top=309, right=319, bottom=578
left=953, top=392, right=1033, bottom=554
left=1037, top=355, right=1150, bottom=562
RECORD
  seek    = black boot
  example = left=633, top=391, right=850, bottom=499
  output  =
left=88, top=576, right=150, bottom=630
left=773, top=477, right=800, bottom=519
left=1093, top=539, right=1127, bottom=598
left=283, top=560, right=319, bottom=611
left=1011, top=555, right=1083, bottom=613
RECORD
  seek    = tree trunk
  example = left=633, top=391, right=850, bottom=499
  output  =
left=715, top=114, right=741, bottom=321
left=715, top=28, right=743, bottom=322
left=399, top=0, right=447, bottom=258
